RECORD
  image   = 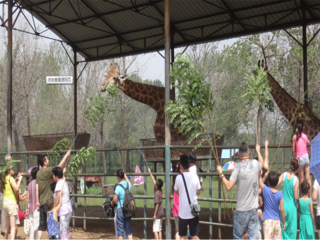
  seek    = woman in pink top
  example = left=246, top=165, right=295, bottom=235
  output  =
left=172, top=163, right=180, bottom=240
left=25, top=167, right=39, bottom=240
left=292, top=120, right=311, bottom=196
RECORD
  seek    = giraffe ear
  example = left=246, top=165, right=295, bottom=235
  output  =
left=110, top=64, right=113, bottom=70
left=114, top=63, right=117, bottom=71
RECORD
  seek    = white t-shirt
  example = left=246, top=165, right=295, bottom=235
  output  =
left=174, top=172, right=201, bottom=219
left=189, top=165, right=203, bottom=183
left=313, top=179, right=320, bottom=216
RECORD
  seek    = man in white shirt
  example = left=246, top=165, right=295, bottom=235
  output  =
left=174, top=155, right=201, bottom=239
left=312, top=179, right=320, bottom=239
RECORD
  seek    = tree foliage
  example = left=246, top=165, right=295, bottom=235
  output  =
left=68, top=147, right=97, bottom=177
left=165, top=54, right=213, bottom=146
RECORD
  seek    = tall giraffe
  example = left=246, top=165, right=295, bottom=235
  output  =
left=258, top=60, right=320, bottom=140
left=100, top=63, right=183, bottom=140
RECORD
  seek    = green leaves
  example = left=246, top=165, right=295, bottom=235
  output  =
left=165, top=54, right=214, bottom=144
left=85, top=87, right=118, bottom=126
left=243, top=66, right=272, bottom=110
left=67, top=147, right=96, bottom=177
left=47, top=138, right=70, bottom=158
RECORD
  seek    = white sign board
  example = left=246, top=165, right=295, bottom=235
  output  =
left=46, top=76, right=73, bottom=84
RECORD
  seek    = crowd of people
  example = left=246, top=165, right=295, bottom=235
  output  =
left=0, top=150, right=72, bottom=240
left=0, top=119, right=319, bottom=240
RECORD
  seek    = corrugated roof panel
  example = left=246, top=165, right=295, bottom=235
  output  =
left=16, top=0, right=320, bottom=61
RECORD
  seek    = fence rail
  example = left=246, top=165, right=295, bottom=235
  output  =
left=3, top=143, right=299, bottom=239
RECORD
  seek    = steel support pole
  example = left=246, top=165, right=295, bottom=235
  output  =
left=302, top=2, right=309, bottom=107
left=209, top=149, right=212, bottom=239
left=164, top=0, right=172, bottom=239
left=7, top=0, right=12, bottom=154
left=171, top=32, right=175, bottom=100
left=74, top=50, right=78, bottom=135
left=140, top=140, right=147, bottom=239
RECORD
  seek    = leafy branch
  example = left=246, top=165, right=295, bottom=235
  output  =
left=67, top=147, right=96, bottom=177
left=47, top=138, right=71, bottom=158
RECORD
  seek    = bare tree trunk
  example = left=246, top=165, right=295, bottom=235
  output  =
left=12, top=115, right=21, bottom=172
left=26, top=99, right=33, bottom=166
left=120, top=95, right=125, bottom=172
left=120, top=57, right=126, bottom=172
left=100, top=121, right=107, bottom=184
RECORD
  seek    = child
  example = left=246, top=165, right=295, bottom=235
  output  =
left=46, top=198, right=60, bottom=239
left=292, top=120, right=311, bottom=196
left=312, top=179, right=320, bottom=239
left=299, top=182, right=316, bottom=240
left=259, top=171, right=286, bottom=240
left=148, top=168, right=164, bottom=240
left=171, top=163, right=180, bottom=240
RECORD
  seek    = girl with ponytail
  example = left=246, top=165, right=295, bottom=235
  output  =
left=292, top=120, right=311, bottom=196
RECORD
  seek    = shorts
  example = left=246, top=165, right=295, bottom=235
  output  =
left=299, top=155, right=310, bottom=168
left=174, top=216, right=179, bottom=232
left=153, top=219, right=162, bottom=232
left=3, top=201, right=18, bottom=217
left=263, top=219, right=281, bottom=240
left=179, top=217, right=199, bottom=237
left=39, top=204, right=48, bottom=231
left=316, top=216, right=320, bottom=230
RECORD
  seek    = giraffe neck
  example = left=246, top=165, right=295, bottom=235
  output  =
left=121, top=79, right=172, bottom=113
left=267, top=72, right=320, bottom=140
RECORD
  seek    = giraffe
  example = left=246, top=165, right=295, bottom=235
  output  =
left=258, top=60, right=320, bottom=140
left=100, top=63, right=183, bottom=140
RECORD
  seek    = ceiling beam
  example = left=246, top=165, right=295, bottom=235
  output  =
left=73, top=5, right=302, bottom=45
left=80, top=0, right=136, bottom=51
left=220, top=0, right=247, bottom=30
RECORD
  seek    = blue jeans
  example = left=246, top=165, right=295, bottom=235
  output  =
left=233, top=209, right=258, bottom=240
left=116, top=208, right=132, bottom=237
left=299, top=155, right=310, bottom=168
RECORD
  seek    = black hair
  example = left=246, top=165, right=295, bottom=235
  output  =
left=267, top=171, right=279, bottom=187
left=179, top=155, right=189, bottom=170
left=50, top=182, right=56, bottom=193
left=31, top=167, right=39, bottom=179
left=239, top=142, right=249, bottom=154
left=116, top=169, right=124, bottom=179
left=46, top=198, right=54, bottom=210
left=38, top=155, right=47, bottom=167
left=52, top=167, right=63, bottom=179
left=301, top=181, right=310, bottom=196
left=296, top=120, right=304, bottom=140
left=156, top=179, right=163, bottom=191
left=290, top=158, right=300, bottom=172
left=188, top=152, right=196, bottom=164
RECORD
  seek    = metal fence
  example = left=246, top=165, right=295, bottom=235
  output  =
left=0, top=144, right=298, bottom=239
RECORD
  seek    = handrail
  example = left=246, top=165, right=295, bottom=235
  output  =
left=0, top=143, right=293, bottom=155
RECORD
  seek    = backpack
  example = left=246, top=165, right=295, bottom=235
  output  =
left=102, top=197, right=116, bottom=217
left=117, top=182, right=136, bottom=218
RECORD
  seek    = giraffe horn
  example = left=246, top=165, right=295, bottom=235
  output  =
left=258, top=60, right=261, bottom=68
left=110, top=63, right=113, bottom=70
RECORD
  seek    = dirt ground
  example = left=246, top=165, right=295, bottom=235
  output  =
left=12, top=207, right=234, bottom=239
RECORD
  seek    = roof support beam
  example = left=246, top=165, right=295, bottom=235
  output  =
left=80, top=0, right=136, bottom=51
left=302, top=0, right=309, bottom=107
left=220, top=0, right=247, bottom=30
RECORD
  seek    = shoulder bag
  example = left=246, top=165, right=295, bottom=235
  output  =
left=181, top=173, right=201, bottom=217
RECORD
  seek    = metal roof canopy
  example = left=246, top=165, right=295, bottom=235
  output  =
left=15, top=0, right=320, bottom=62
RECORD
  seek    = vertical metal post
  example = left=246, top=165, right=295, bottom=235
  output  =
left=140, top=140, right=147, bottom=239
left=171, top=32, right=175, bottom=100
left=7, top=0, right=13, bottom=154
left=74, top=49, right=78, bottom=135
left=218, top=177, right=221, bottom=239
left=164, top=0, right=172, bottom=239
left=154, top=162, right=157, bottom=194
left=302, top=1, right=309, bottom=106
left=209, top=149, right=212, bottom=239
left=83, top=168, right=86, bottom=231
left=72, top=176, right=76, bottom=232
left=26, top=154, right=29, bottom=173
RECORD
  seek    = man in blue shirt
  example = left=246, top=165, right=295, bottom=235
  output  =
left=111, top=169, right=132, bottom=240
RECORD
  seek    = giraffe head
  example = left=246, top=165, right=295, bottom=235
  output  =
left=100, top=63, right=127, bottom=91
